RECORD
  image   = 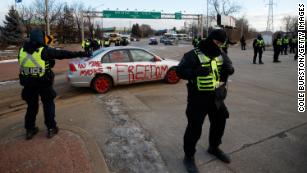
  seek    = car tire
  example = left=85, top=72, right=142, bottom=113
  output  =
left=91, top=75, right=112, bottom=94
left=165, top=68, right=180, bottom=84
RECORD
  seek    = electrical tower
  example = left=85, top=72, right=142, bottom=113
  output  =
left=266, top=0, right=274, bottom=32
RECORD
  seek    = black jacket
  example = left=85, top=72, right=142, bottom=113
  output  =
left=19, top=41, right=88, bottom=87
left=176, top=38, right=234, bottom=101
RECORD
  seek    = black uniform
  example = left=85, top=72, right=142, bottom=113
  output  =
left=240, top=36, right=246, bottom=50
left=273, top=34, right=282, bottom=63
left=176, top=30, right=234, bottom=166
left=19, top=29, right=89, bottom=139
left=252, top=35, right=265, bottom=64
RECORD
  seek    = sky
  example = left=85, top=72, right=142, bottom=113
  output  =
left=0, top=0, right=305, bottom=32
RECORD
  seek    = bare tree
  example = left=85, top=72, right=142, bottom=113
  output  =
left=18, top=5, right=34, bottom=37
left=282, top=15, right=298, bottom=33
left=209, top=0, right=241, bottom=15
left=33, top=0, right=64, bottom=33
left=71, top=1, right=85, bottom=42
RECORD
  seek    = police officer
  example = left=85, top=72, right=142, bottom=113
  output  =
left=289, top=36, right=297, bottom=54
left=240, top=35, right=246, bottom=50
left=221, top=37, right=236, bottom=54
left=252, top=34, right=265, bottom=64
left=176, top=29, right=234, bottom=173
left=103, top=37, right=111, bottom=47
left=273, top=33, right=282, bottom=63
left=82, top=39, right=91, bottom=55
left=19, top=29, right=90, bottom=140
left=282, top=35, right=289, bottom=55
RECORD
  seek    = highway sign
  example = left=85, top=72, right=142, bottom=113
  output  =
left=175, top=12, right=182, bottom=20
left=102, top=10, right=161, bottom=19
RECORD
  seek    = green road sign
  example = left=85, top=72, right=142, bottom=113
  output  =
left=175, top=12, right=182, bottom=20
left=103, top=10, right=161, bottom=19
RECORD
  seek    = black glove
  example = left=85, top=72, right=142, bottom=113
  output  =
left=196, top=66, right=211, bottom=76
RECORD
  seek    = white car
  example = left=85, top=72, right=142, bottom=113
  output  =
left=67, top=46, right=180, bottom=93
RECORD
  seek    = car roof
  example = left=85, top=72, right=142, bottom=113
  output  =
left=92, top=46, right=154, bottom=57
left=102, top=46, right=148, bottom=51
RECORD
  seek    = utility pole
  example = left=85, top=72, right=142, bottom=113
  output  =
left=206, top=0, right=209, bottom=37
left=266, top=0, right=274, bottom=32
left=45, top=0, right=50, bottom=35
left=81, top=11, right=84, bottom=41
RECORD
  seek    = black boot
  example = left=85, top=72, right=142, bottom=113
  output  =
left=47, top=126, right=59, bottom=139
left=208, top=147, right=231, bottom=163
left=183, top=156, right=199, bottom=173
left=26, top=127, right=39, bottom=140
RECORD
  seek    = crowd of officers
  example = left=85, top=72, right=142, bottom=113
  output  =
left=81, top=36, right=129, bottom=54
left=195, top=32, right=299, bottom=65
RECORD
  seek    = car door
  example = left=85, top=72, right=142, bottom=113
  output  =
left=129, top=49, right=163, bottom=82
left=101, top=49, right=134, bottom=84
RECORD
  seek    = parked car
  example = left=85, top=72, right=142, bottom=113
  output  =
left=164, top=37, right=178, bottom=45
left=149, top=37, right=158, bottom=45
left=67, top=46, right=180, bottom=93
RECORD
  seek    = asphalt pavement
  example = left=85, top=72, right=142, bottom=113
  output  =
left=0, top=42, right=306, bottom=173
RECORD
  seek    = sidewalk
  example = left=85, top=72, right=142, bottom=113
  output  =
left=0, top=124, right=109, bottom=173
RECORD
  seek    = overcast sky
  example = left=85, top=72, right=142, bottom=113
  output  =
left=0, top=0, right=305, bottom=31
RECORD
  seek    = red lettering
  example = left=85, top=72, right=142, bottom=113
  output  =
left=150, top=65, right=155, bottom=79
left=161, top=65, right=168, bottom=74
left=79, top=68, right=103, bottom=76
left=78, top=63, right=86, bottom=69
left=115, top=64, right=128, bottom=81
left=89, top=61, right=102, bottom=67
left=144, top=65, right=150, bottom=80
left=156, top=66, right=161, bottom=79
left=135, top=65, right=145, bottom=81
left=128, top=65, right=135, bottom=83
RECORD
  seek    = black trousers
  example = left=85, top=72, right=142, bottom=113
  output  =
left=241, top=43, right=246, bottom=50
left=253, top=48, right=263, bottom=63
left=22, top=86, right=57, bottom=130
left=273, top=48, right=281, bottom=62
left=183, top=100, right=229, bottom=157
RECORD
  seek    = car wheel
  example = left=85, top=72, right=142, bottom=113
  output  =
left=165, top=68, right=180, bottom=84
left=92, top=75, right=112, bottom=93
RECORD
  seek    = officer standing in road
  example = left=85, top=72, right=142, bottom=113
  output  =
left=273, top=33, right=282, bottom=63
left=282, top=35, right=289, bottom=55
left=252, top=34, right=265, bottom=64
left=240, top=35, right=246, bottom=50
left=176, top=29, right=234, bottom=173
left=82, top=39, right=91, bottom=54
left=19, top=29, right=90, bottom=140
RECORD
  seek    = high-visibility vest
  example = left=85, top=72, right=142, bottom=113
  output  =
left=18, top=47, right=48, bottom=77
left=104, top=40, right=110, bottom=46
left=195, top=49, right=223, bottom=91
left=256, top=39, right=264, bottom=47
left=292, top=38, right=297, bottom=44
left=276, top=38, right=282, bottom=46
left=283, top=38, right=289, bottom=44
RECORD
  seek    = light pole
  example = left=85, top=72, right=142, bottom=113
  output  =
left=206, top=0, right=209, bottom=37
left=45, top=0, right=50, bottom=35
